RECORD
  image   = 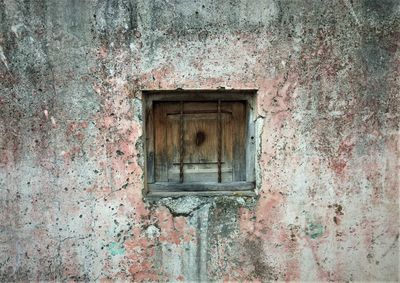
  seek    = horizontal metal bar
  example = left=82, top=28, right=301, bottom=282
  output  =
left=172, top=162, right=226, bottom=165
left=166, top=109, right=233, bottom=115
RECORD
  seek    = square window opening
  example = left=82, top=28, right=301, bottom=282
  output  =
left=143, top=90, right=256, bottom=197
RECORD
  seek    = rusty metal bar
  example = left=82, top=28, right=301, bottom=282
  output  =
left=173, top=162, right=225, bottom=165
left=165, top=109, right=232, bottom=115
left=179, top=100, right=184, bottom=183
left=217, top=100, right=222, bottom=183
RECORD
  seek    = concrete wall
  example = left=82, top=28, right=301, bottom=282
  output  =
left=0, top=0, right=399, bottom=281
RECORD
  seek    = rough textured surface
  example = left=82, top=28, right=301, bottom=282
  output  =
left=0, top=0, right=399, bottom=281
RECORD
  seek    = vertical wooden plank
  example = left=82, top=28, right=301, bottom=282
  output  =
left=154, top=102, right=168, bottom=182
left=231, top=101, right=247, bottom=181
left=165, top=103, right=181, bottom=182
left=221, top=102, right=233, bottom=182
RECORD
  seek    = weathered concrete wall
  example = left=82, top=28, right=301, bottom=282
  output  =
left=0, top=0, right=399, bottom=281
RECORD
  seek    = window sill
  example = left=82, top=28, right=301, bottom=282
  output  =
left=145, top=181, right=256, bottom=198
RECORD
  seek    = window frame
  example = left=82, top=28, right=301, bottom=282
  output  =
left=143, top=90, right=257, bottom=198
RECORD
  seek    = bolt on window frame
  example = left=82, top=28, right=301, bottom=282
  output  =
left=142, top=90, right=257, bottom=198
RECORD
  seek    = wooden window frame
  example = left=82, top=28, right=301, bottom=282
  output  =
left=143, top=90, right=257, bottom=198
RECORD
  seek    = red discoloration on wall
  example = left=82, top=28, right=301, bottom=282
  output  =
left=285, top=260, right=301, bottom=281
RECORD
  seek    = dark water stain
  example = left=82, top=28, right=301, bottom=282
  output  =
left=361, top=0, right=399, bottom=19
left=195, top=131, right=206, bottom=146
left=243, top=238, right=278, bottom=281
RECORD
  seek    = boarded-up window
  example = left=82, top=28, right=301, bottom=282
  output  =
left=144, top=91, right=256, bottom=197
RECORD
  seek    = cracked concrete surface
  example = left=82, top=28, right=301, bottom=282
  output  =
left=0, top=0, right=399, bottom=281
